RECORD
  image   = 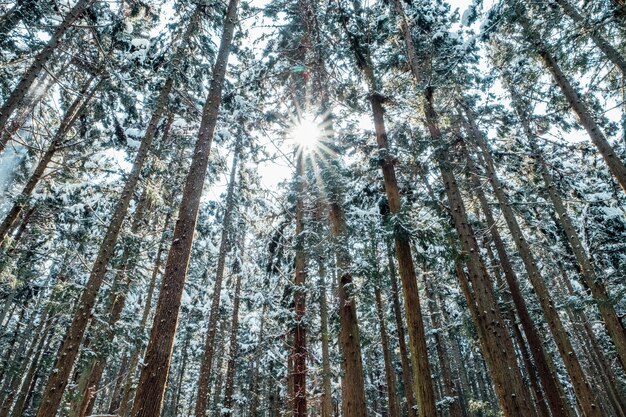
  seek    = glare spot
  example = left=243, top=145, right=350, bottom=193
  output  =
left=289, top=115, right=322, bottom=152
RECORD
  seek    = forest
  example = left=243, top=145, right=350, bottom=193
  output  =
left=0, top=0, right=625, bottom=416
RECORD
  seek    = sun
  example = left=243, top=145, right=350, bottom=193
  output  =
left=289, top=114, right=322, bottom=152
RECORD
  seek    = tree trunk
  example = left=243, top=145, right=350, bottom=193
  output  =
left=517, top=10, right=626, bottom=193
left=340, top=8, right=437, bottom=412
left=384, top=241, right=417, bottom=417
left=0, top=0, right=94, bottom=132
left=130, top=0, right=238, bottom=413
left=195, top=144, right=240, bottom=417
left=317, top=260, right=333, bottom=417
left=463, top=108, right=601, bottom=417
left=373, top=285, right=400, bottom=417
left=327, top=196, right=368, bottom=417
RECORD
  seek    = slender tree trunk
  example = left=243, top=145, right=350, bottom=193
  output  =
left=550, top=0, right=626, bottom=76
left=0, top=77, right=99, bottom=244
left=131, top=0, right=238, bottom=413
left=373, top=285, right=400, bottom=417
left=326, top=194, right=368, bottom=417
left=291, top=153, right=308, bottom=417
left=459, top=138, right=571, bottom=417
left=248, top=305, right=267, bottom=417
left=517, top=10, right=626, bottom=193
left=462, top=110, right=601, bottom=417
left=0, top=0, right=94, bottom=132
left=317, top=260, right=333, bottom=417
left=422, top=277, right=464, bottom=417
left=509, top=89, right=626, bottom=373
left=195, top=145, right=240, bottom=417
left=221, top=263, right=243, bottom=417
left=384, top=241, right=417, bottom=417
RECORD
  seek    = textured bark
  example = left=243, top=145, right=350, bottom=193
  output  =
left=463, top=109, right=601, bottom=417
left=422, top=90, right=534, bottom=416
left=0, top=0, right=94, bottom=131
left=384, top=242, right=417, bottom=417
left=551, top=0, right=626, bottom=76
left=517, top=11, right=626, bottom=193
left=509, top=91, right=626, bottom=373
left=130, top=0, right=238, bottom=413
left=0, top=77, right=99, bottom=244
left=291, top=153, right=308, bottom=417
left=374, top=286, right=400, bottom=417
left=459, top=139, right=570, bottom=417
left=327, top=200, right=367, bottom=417
left=194, top=146, right=240, bottom=417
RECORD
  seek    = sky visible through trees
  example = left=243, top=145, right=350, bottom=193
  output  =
left=0, top=1, right=625, bottom=417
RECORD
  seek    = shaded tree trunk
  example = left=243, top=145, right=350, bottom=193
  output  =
left=317, top=260, right=333, bottom=417
left=221, top=259, right=243, bottom=417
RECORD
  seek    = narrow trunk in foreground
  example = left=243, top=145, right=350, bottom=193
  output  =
left=318, top=260, right=334, bottom=417
left=221, top=262, right=243, bottom=417
left=373, top=285, right=400, bottom=417
left=130, top=0, right=238, bottom=413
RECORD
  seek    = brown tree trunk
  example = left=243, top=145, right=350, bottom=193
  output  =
left=373, top=284, right=400, bottom=417
left=130, top=0, right=238, bottom=413
left=517, top=11, right=626, bottom=193
left=0, top=77, right=99, bottom=244
left=463, top=108, right=602, bottom=417
left=291, top=153, right=308, bottom=417
left=0, top=0, right=94, bottom=133
left=340, top=7, right=437, bottom=412
left=384, top=241, right=417, bottom=417
left=194, top=144, right=240, bottom=417
left=317, top=260, right=334, bottom=417
left=459, top=138, right=571, bottom=417
left=221, top=260, right=243, bottom=416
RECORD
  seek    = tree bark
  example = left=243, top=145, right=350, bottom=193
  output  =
left=221, top=260, right=243, bottom=417
left=317, top=260, right=334, bottom=417
left=130, top=0, right=238, bottom=413
left=0, top=0, right=94, bottom=132
left=384, top=241, right=417, bottom=417
left=373, top=285, right=400, bottom=417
